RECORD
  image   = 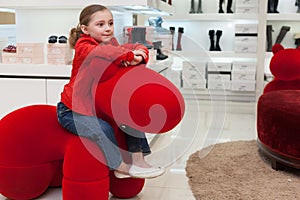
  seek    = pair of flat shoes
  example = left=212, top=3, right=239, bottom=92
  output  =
left=114, top=165, right=165, bottom=179
left=48, top=35, right=67, bottom=43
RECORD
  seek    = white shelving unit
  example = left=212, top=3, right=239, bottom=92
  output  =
left=154, top=0, right=299, bottom=102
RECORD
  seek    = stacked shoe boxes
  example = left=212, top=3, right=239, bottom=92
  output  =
left=182, top=61, right=206, bottom=89
left=47, top=43, right=73, bottom=65
left=235, top=0, right=259, bottom=13
left=207, top=62, right=232, bottom=90
left=2, top=43, right=44, bottom=64
left=231, top=61, right=256, bottom=91
left=235, top=24, right=258, bottom=53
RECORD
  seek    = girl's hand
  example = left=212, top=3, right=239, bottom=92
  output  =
left=129, top=49, right=148, bottom=66
left=132, top=49, right=148, bottom=60
left=128, top=55, right=142, bottom=66
left=121, top=49, right=148, bottom=67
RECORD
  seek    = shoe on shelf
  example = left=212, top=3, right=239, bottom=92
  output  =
left=2, top=45, right=16, bottom=53
left=58, top=36, right=67, bottom=43
left=114, top=171, right=131, bottom=179
left=48, top=35, right=67, bottom=44
left=48, top=35, right=58, bottom=43
left=129, top=165, right=166, bottom=179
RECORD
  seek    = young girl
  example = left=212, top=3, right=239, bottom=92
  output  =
left=57, top=4, right=165, bottom=179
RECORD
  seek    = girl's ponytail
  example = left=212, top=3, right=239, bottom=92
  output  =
left=69, top=25, right=82, bottom=49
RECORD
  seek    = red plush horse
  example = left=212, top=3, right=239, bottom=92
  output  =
left=0, top=66, right=185, bottom=200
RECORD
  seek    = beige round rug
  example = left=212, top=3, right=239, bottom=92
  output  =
left=186, top=140, right=300, bottom=200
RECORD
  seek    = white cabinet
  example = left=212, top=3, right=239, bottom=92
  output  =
left=0, top=78, right=46, bottom=118
left=46, top=79, right=69, bottom=105
left=0, top=64, right=71, bottom=118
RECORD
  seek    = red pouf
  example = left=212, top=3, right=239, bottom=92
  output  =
left=257, top=90, right=300, bottom=170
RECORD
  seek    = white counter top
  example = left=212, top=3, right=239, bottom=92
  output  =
left=0, top=64, right=72, bottom=78
left=0, top=63, right=168, bottom=79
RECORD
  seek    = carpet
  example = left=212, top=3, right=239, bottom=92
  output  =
left=185, top=140, right=300, bottom=200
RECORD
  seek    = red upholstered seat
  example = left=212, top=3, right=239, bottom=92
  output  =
left=257, top=44, right=300, bottom=170
left=257, top=90, right=300, bottom=169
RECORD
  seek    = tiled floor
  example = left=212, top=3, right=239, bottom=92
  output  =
left=0, top=99, right=257, bottom=200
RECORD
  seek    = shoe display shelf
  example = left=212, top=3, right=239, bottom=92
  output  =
left=159, top=0, right=300, bottom=102
left=160, top=0, right=260, bottom=102
left=265, top=10, right=300, bottom=78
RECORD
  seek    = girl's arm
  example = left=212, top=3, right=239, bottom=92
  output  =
left=122, top=43, right=149, bottom=64
left=77, top=36, right=134, bottom=65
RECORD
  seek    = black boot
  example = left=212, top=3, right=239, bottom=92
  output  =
left=153, top=41, right=168, bottom=60
left=215, top=30, right=222, bottom=51
left=275, top=26, right=290, bottom=44
left=209, top=30, right=215, bottom=51
left=294, top=33, right=300, bottom=48
left=268, top=0, right=274, bottom=13
left=273, top=0, right=279, bottom=13
left=266, top=25, right=274, bottom=52
left=219, top=0, right=225, bottom=13
left=169, top=27, right=175, bottom=51
left=295, top=39, right=300, bottom=48
left=176, top=27, right=184, bottom=51
left=197, top=0, right=203, bottom=13
left=227, top=0, right=233, bottom=13
left=296, top=0, right=300, bottom=13
left=189, top=0, right=195, bottom=13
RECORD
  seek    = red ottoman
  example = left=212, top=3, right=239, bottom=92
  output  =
left=257, top=90, right=300, bottom=170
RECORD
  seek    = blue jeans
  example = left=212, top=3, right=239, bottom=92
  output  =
left=56, top=102, right=150, bottom=170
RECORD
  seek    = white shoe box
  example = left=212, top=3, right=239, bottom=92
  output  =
left=47, top=43, right=73, bottom=65
left=235, top=0, right=259, bottom=7
left=207, top=80, right=231, bottom=90
left=207, top=73, right=231, bottom=81
left=2, top=52, right=18, bottom=64
left=231, top=70, right=256, bottom=81
left=235, top=36, right=257, bottom=44
left=9, top=43, right=45, bottom=64
left=2, top=48, right=44, bottom=65
left=182, top=61, right=206, bottom=80
left=234, top=43, right=257, bottom=53
left=183, top=61, right=206, bottom=73
left=234, top=36, right=257, bottom=53
left=232, top=61, right=256, bottom=71
left=235, top=6, right=259, bottom=13
left=207, top=62, right=232, bottom=72
left=183, top=79, right=206, bottom=89
left=17, top=43, right=44, bottom=55
left=231, top=80, right=256, bottom=91
left=235, top=24, right=258, bottom=34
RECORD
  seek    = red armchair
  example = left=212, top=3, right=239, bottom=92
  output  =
left=257, top=44, right=300, bottom=170
left=0, top=66, right=185, bottom=199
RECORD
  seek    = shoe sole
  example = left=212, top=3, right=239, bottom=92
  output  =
left=129, top=169, right=166, bottom=179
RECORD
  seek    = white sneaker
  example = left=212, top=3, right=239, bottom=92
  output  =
left=129, top=165, right=166, bottom=179
left=114, top=171, right=131, bottom=179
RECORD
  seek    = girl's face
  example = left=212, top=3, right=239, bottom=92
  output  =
left=81, top=9, right=114, bottom=43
